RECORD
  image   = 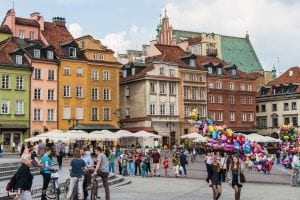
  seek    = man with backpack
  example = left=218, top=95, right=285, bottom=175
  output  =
left=55, top=140, right=65, bottom=170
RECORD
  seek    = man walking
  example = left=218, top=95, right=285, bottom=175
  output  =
left=55, top=140, right=65, bottom=169
left=152, top=149, right=161, bottom=177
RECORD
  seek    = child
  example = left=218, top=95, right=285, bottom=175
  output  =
left=122, top=154, right=128, bottom=176
left=141, top=160, right=147, bottom=177
left=163, top=157, right=169, bottom=177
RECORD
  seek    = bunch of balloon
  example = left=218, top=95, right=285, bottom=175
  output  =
left=278, top=124, right=299, bottom=154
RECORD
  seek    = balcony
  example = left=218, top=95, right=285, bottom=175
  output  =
left=206, top=48, right=217, bottom=57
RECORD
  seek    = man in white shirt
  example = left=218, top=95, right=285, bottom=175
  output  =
left=291, top=152, right=299, bottom=185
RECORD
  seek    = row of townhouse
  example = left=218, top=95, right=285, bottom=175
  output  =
left=0, top=9, right=120, bottom=149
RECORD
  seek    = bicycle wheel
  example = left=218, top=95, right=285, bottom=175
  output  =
left=90, top=179, right=98, bottom=200
left=46, top=180, right=57, bottom=199
left=64, top=178, right=70, bottom=197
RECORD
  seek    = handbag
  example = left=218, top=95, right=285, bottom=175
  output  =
left=240, top=172, right=246, bottom=183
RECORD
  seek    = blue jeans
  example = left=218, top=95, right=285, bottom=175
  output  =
left=141, top=169, right=147, bottom=177
left=109, top=162, right=115, bottom=173
left=122, top=166, right=128, bottom=176
left=128, top=161, right=134, bottom=176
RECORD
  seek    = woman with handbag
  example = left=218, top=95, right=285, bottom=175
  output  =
left=228, top=155, right=245, bottom=200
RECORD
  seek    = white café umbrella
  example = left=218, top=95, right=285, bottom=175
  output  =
left=192, top=135, right=208, bottom=143
left=115, top=130, right=135, bottom=138
left=246, top=133, right=269, bottom=143
left=63, top=130, right=89, bottom=141
left=181, top=132, right=204, bottom=139
left=88, top=130, right=119, bottom=141
left=134, top=130, right=162, bottom=139
left=263, top=136, right=282, bottom=143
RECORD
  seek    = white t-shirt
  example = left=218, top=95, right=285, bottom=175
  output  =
left=292, top=155, right=299, bottom=168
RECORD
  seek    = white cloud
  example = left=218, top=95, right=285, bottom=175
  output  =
left=67, top=23, right=84, bottom=38
left=163, top=0, right=300, bottom=71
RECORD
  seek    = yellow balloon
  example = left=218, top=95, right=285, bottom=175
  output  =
left=208, top=125, right=214, bottom=133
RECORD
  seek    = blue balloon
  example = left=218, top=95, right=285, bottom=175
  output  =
left=234, top=141, right=241, bottom=149
left=244, top=145, right=251, bottom=153
left=212, top=130, right=218, bottom=139
left=206, top=119, right=214, bottom=125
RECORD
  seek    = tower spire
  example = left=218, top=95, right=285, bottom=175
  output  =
left=13, top=0, right=15, bottom=9
left=164, top=8, right=167, bottom=18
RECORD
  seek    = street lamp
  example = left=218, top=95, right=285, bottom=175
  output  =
left=68, top=117, right=79, bottom=129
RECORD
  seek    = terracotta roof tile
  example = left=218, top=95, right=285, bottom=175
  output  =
left=0, top=25, right=12, bottom=34
left=42, top=22, right=74, bottom=56
left=266, top=66, right=300, bottom=86
left=121, top=64, right=154, bottom=82
left=15, top=17, right=40, bottom=27
left=0, top=38, right=18, bottom=64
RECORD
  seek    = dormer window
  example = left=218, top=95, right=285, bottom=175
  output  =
left=29, top=31, right=34, bottom=40
left=69, top=47, right=76, bottom=58
left=232, top=69, right=237, bottom=76
left=208, top=67, right=212, bottom=74
left=189, top=59, right=196, bottom=67
left=217, top=68, right=222, bottom=75
left=47, top=51, right=54, bottom=59
left=16, top=55, right=23, bottom=65
left=34, top=49, right=40, bottom=59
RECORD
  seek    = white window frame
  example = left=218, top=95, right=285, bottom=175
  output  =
left=91, top=107, right=99, bottom=120
left=19, top=30, right=25, bottom=39
left=2, top=74, right=9, bottom=89
left=48, top=89, right=54, bottom=100
left=64, top=67, right=70, bottom=75
left=242, top=113, right=247, bottom=121
left=76, top=86, right=83, bottom=98
left=16, top=76, right=24, bottom=90
left=150, top=104, right=155, bottom=115
left=34, top=88, right=41, bottom=100
left=103, top=88, right=111, bottom=100
left=29, top=31, right=34, bottom=40
left=1, top=100, right=9, bottom=114
left=191, top=74, right=197, bottom=82
left=192, top=88, right=197, bottom=100
left=247, top=84, right=252, bottom=91
left=208, top=67, right=212, bottom=74
left=229, top=96, right=234, bottom=104
left=16, top=55, right=23, bottom=65
left=229, top=83, right=234, bottom=90
left=48, top=70, right=55, bottom=80
left=159, top=67, right=164, bottom=76
left=216, top=81, right=222, bottom=89
left=91, top=70, right=99, bottom=80
left=63, top=85, right=71, bottom=97
left=217, top=112, right=223, bottom=121
left=33, top=108, right=41, bottom=121
left=103, top=107, right=110, bottom=120
left=240, top=84, right=246, bottom=91
left=69, top=47, right=76, bottom=58
left=76, top=67, right=83, bottom=76
left=76, top=107, right=84, bottom=119
left=209, top=95, right=215, bottom=103
left=184, top=87, right=189, bottom=99
left=169, top=69, right=175, bottom=77
left=63, top=106, right=71, bottom=119
left=34, top=49, right=40, bottom=59
left=91, top=88, right=99, bottom=100
left=103, top=71, right=110, bottom=80
left=184, top=73, right=189, bottom=81
left=160, top=104, right=166, bottom=115
left=159, top=82, right=165, bottom=94
left=248, top=113, right=254, bottom=122
left=47, top=109, right=54, bottom=121
left=170, top=104, right=175, bottom=115
left=169, top=83, right=176, bottom=95
left=47, top=51, right=54, bottom=59
left=15, top=100, right=24, bottom=115
left=150, top=82, right=156, bottom=93
left=229, top=112, right=235, bottom=121
left=34, top=68, right=41, bottom=80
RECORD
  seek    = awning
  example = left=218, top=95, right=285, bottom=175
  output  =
left=0, top=123, right=29, bottom=130
left=71, top=124, right=119, bottom=132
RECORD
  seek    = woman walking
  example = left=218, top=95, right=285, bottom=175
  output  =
left=228, top=155, right=244, bottom=200
left=172, top=152, right=180, bottom=177
left=211, top=155, right=222, bottom=200
left=41, top=147, right=53, bottom=200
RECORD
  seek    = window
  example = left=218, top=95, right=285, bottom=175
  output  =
left=200, top=89, right=205, bottom=100
left=94, top=54, right=99, bottom=60
left=1, top=100, right=9, bottom=114
left=199, top=74, right=205, bottom=82
left=63, top=85, right=70, bottom=97
left=16, top=55, right=23, bottom=65
left=209, top=95, right=214, bottom=103
left=189, top=59, right=196, bottom=67
left=103, top=71, right=110, bottom=80
left=100, top=54, right=104, bottom=61
left=169, top=83, right=176, bottom=95
left=159, top=67, right=164, bottom=76
left=47, top=109, right=54, bottom=121
left=29, top=31, right=34, bottom=40
left=103, top=108, right=110, bottom=120
left=284, top=103, right=289, bottom=111
left=69, top=47, right=76, bottom=57
left=80, top=41, right=85, bottom=49
left=16, top=76, right=23, bottom=90
left=64, top=67, right=70, bottom=75
left=126, top=108, right=130, bottom=117
left=169, top=69, right=175, bottom=77
left=159, top=82, right=166, bottom=94
left=48, top=70, right=55, bottom=80
left=272, top=104, right=277, bottom=112
left=191, top=74, right=197, bottom=82
left=63, top=106, right=71, bottom=119
left=242, top=113, right=247, bottom=121
left=34, top=108, right=41, bottom=121
left=47, top=51, right=54, bottom=59
left=150, top=82, right=156, bottom=93
left=232, top=69, right=237, bottom=76
left=240, top=96, right=246, bottom=104
left=284, top=117, right=290, bottom=125
left=184, top=73, right=189, bottom=81
left=160, top=104, right=166, bottom=115
left=48, top=89, right=54, bottom=100
left=217, top=112, right=223, bottom=121
left=33, top=49, right=40, bottom=59
left=229, top=112, right=235, bottom=121
left=91, top=107, right=99, bottom=120
left=216, top=81, right=222, bottom=89
left=256, top=105, right=259, bottom=112
left=229, top=96, right=234, bottom=104
left=229, top=83, right=234, bottom=90
left=192, top=88, right=197, bottom=100
left=76, top=67, right=83, bottom=76
left=2, top=75, right=9, bottom=89
left=240, top=84, right=245, bottom=91
left=170, top=104, right=175, bottom=115
left=208, top=67, right=212, bottom=74
left=132, top=68, right=135, bottom=75
left=184, top=106, right=189, bottom=117
left=248, top=113, right=254, bottom=121
left=34, top=68, right=41, bottom=80
left=150, top=104, right=155, bottom=115
left=103, top=88, right=111, bottom=100
left=76, top=86, right=83, bottom=98
left=34, top=88, right=41, bottom=100
left=292, top=102, right=297, bottom=110
left=208, top=82, right=214, bottom=89
left=91, top=70, right=99, bottom=80
left=184, top=87, right=189, bottom=99
left=125, top=86, right=130, bottom=97
left=247, top=84, right=252, bottom=91
left=292, top=117, right=298, bottom=126
left=216, top=95, right=222, bottom=103
left=272, top=118, right=278, bottom=128
left=122, top=70, right=127, bottom=77
left=15, top=100, right=24, bottom=115
left=76, top=107, right=83, bottom=119
left=247, top=96, right=253, bottom=104
left=91, top=88, right=99, bottom=100
left=217, top=68, right=222, bottom=75
left=19, top=30, right=25, bottom=39
left=261, top=105, right=266, bottom=112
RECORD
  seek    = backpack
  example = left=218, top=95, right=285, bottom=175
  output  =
left=6, top=171, right=18, bottom=191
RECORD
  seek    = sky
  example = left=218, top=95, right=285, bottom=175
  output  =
left=0, top=0, right=299, bottom=73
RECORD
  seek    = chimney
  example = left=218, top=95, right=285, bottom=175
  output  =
left=52, top=17, right=66, bottom=26
left=30, top=12, right=44, bottom=31
left=3, top=9, right=16, bottom=36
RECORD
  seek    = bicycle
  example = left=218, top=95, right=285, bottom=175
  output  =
left=291, top=167, right=299, bottom=186
left=46, top=169, right=60, bottom=200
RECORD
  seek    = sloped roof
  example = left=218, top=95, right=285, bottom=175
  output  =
left=15, top=17, right=40, bottom=27
left=266, top=66, right=300, bottom=86
left=0, top=38, right=17, bottom=64
left=221, top=36, right=263, bottom=73
left=42, top=21, right=74, bottom=56
left=0, top=25, right=12, bottom=34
